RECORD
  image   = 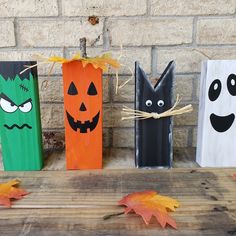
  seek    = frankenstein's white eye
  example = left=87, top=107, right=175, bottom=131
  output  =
left=145, top=100, right=152, bottom=107
left=19, top=100, right=32, bottom=113
left=0, top=98, right=17, bottom=113
left=157, top=100, right=165, bottom=107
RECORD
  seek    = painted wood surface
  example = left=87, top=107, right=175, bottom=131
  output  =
left=62, top=61, right=103, bottom=170
left=0, top=168, right=235, bottom=235
left=0, top=61, right=43, bottom=171
left=197, top=60, right=236, bottom=167
left=135, top=61, right=174, bottom=168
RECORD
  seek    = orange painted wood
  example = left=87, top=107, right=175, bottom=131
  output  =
left=62, top=61, right=102, bottom=169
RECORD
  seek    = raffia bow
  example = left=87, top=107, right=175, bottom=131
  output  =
left=122, top=95, right=193, bottom=120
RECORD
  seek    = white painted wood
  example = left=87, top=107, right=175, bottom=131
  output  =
left=197, top=60, right=236, bottom=167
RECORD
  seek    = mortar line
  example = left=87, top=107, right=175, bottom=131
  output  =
left=192, top=16, right=198, bottom=46
left=13, top=18, right=19, bottom=48
left=187, top=127, right=194, bottom=147
left=146, top=0, right=151, bottom=16
left=0, top=13, right=235, bottom=22
left=103, top=17, right=110, bottom=50
left=1, top=44, right=236, bottom=52
left=192, top=74, right=200, bottom=102
left=8, top=15, right=236, bottom=20
left=57, top=0, right=62, bottom=16
left=151, top=46, right=157, bottom=76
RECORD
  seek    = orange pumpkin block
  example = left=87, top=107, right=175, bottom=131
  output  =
left=62, top=61, right=102, bottom=169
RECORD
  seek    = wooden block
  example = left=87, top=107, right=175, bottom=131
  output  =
left=197, top=60, right=236, bottom=167
left=62, top=61, right=102, bottom=170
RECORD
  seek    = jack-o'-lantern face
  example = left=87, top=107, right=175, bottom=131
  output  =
left=63, top=61, right=102, bottom=134
left=66, top=81, right=100, bottom=133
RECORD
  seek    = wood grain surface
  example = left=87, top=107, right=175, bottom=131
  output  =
left=0, top=168, right=235, bottom=235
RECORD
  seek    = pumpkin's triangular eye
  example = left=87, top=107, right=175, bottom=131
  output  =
left=68, top=82, right=78, bottom=95
left=87, top=82, right=97, bottom=95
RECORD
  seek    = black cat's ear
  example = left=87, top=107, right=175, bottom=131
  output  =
left=135, top=61, right=153, bottom=91
left=135, top=61, right=147, bottom=83
left=154, top=61, right=175, bottom=92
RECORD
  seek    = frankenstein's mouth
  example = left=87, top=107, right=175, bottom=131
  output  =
left=66, top=111, right=100, bottom=133
left=210, top=113, right=235, bottom=133
left=4, top=124, right=32, bottom=130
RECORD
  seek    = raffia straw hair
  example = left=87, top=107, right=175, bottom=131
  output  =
left=19, top=49, right=132, bottom=94
left=121, top=94, right=193, bottom=121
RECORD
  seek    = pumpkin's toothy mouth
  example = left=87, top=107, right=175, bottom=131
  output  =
left=66, top=111, right=100, bottom=133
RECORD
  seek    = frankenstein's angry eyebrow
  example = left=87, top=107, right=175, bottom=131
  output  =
left=0, top=93, right=32, bottom=107
left=19, top=98, right=32, bottom=107
left=0, top=93, right=17, bottom=106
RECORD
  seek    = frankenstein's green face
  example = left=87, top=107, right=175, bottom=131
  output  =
left=0, top=61, right=43, bottom=171
left=0, top=74, right=34, bottom=130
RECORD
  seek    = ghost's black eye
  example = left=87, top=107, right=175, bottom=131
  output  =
left=87, top=82, right=97, bottom=95
left=145, top=100, right=152, bottom=107
left=208, top=79, right=221, bottom=101
left=227, top=74, right=236, bottom=96
left=157, top=100, right=164, bottom=107
left=68, top=82, right=78, bottom=95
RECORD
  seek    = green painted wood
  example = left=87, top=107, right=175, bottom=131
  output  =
left=0, top=61, right=43, bottom=170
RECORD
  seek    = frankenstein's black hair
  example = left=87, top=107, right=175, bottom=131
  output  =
left=0, top=61, right=37, bottom=80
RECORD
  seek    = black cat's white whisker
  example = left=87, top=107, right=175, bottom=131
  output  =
left=121, top=95, right=193, bottom=121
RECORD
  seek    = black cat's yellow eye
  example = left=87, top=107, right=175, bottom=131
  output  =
left=145, top=100, right=152, bottom=107
left=157, top=100, right=164, bottom=107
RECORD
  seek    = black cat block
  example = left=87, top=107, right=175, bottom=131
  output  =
left=135, top=61, right=175, bottom=168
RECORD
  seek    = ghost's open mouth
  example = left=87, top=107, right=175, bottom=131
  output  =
left=66, top=111, right=100, bottom=133
left=210, top=113, right=235, bottom=132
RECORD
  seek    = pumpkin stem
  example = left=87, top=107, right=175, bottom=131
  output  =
left=80, top=37, right=87, bottom=58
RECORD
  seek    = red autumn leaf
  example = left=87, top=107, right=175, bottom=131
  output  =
left=0, top=179, right=29, bottom=207
left=118, top=190, right=180, bottom=229
left=233, top=173, right=236, bottom=180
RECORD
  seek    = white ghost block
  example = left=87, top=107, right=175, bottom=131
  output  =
left=197, top=60, right=236, bottom=167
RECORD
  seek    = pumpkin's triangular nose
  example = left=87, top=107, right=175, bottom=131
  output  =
left=80, top=102, right=87, bottom=111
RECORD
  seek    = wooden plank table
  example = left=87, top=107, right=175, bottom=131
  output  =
left=0, top=168, right=235, bottom=236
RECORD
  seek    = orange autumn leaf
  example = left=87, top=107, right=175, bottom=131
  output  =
left=233, top=173, right=236, bottom=180
left=118, top=190, right=180, bottom=229
left=0, top=179, right=29, bottom=207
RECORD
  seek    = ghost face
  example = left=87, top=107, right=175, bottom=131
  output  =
left=208, top=74, right=236, bottom=132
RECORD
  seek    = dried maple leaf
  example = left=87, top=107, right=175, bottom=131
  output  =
left=0, top=179, right=29, bottom=207
left=233, top=173, right=236, bottom=180
left=118, top=190, right=180, bottom=229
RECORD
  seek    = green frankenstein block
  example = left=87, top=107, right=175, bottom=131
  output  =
left=0, top=61, right=43, bottom=170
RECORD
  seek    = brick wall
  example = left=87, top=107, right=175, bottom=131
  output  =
left=0, top=0, right=235, bottom=152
